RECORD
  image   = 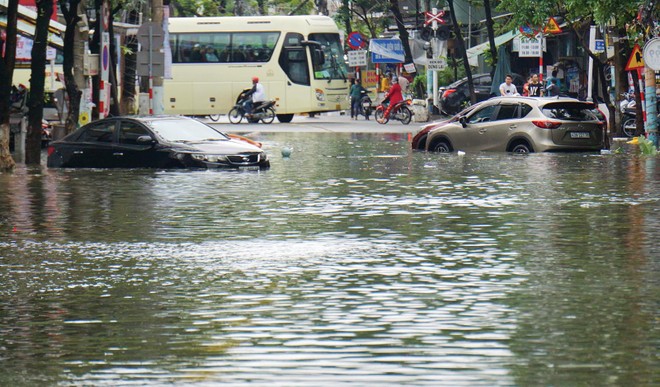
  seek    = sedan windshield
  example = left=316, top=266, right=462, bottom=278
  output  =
left=146, top=119, right=229, bottom=142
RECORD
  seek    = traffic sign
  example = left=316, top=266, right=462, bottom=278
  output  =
left=347, top=50, right=367, bottom=67
left=137, top=22, right=165, bottom=49
left=519, top=25, right=539, bottom=38
left=347, top=32, right=366, bottom=50
left=625, top=44, right=645, bottom=71
left=594, top=39, right=605, bottom=53
left=643, top=38, right=660, bottom=71
left=137, top=52, right=165, bottom=77
left=370, top=39, right=404, bottom=63
left=543, top=17, right=562, bottom=34
left=427, top=59, right=447, bottom=71
left=424, top=11, right=446, bottom=27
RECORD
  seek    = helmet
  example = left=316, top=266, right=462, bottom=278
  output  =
left=252, top=76, right=259, bottom=83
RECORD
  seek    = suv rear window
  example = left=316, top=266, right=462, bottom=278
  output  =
left=541, top=103, right=599, bottom=121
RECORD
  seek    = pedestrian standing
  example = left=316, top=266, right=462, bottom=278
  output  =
left=349, top=79, right=366, bottom=120
left=527, top=74, right=544, bottom=97
left=499, top=74, right=519, bottom=96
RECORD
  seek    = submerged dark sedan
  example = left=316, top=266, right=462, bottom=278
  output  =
left=47, top=116, right=269, bottom=169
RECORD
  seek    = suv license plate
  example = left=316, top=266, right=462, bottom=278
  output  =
left=570, top=132, right=590, bottom=139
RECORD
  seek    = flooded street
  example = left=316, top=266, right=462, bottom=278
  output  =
left=0, top=132, right=658, bottom=386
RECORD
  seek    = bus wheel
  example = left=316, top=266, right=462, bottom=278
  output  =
left=262, top=108, right=276, bottom=124
left=277, top=114, right=294, bottom=123
left=228, top=107, right=243, bottom=124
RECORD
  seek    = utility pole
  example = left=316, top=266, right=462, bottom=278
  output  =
left=152, top=0, right=164, bottom=114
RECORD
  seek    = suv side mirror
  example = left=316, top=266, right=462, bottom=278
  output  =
left=459, top=116, right=467, bottom=128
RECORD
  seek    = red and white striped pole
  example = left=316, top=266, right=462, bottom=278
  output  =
left=149, top=76, right=154, bottom=115
left=637, top=68, right=647, bottom=124
left=99, top=80, right=105, bottom=119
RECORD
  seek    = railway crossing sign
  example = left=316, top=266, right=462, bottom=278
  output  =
left=424, top=10, right=446, bottom=26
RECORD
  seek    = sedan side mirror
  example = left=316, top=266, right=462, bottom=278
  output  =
left=136, top=135, right=156, bottom=145
left=459, top=116, right=467, bottom=128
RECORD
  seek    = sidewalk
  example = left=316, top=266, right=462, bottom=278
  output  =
left=204, top=110, right=444, bottom=134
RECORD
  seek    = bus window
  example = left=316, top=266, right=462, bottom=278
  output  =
left=171, top=32, right=279, bottom=63
left=309, top=33, right=346, bottom=80
left=279, top=33, right=309, bottom=85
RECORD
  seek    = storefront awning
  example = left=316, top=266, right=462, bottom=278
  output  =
left=466, top=29, right=520, bottom=67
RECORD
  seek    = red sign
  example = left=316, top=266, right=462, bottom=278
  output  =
left=424, top=11, right=446, bottom=26
left=347, top=32, right=366, bottom=50
left=19, top=0, right=57, bottom=20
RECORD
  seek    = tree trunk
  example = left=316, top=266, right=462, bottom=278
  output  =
left=108, top=6, right=120, bottom=117
left=483, top=0, right=497, bottom=76
left=26, top=0, right=53, bottom=165
left=0, top=0, right=19, bottom=171
left=341, top=0, right=351, bottom=34
left=389, top=0, right=414, bottom=66
left=59, top=0, right=83, bottom=134
left=120, top=9, right=139, bottom=115
left=447, top=0, right=474, bottom=103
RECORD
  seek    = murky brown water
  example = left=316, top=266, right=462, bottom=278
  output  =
left=0, top=133, right=658, bottom=386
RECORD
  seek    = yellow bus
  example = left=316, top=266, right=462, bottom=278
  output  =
left=166, top=15, right=350, bottom=123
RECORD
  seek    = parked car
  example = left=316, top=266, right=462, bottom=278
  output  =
left=415, top=96, right=605, bottom=153
left=439, top=73, right=525, bottom=115
left=47, top=116, right=270, bottom=169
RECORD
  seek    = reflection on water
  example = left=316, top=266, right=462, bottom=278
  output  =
left=0, top=133, right=658, bottom=385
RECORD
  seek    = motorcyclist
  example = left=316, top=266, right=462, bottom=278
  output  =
left=378, top=77, right=403, bottom=123
left=243, top=76, right=267, bottom=117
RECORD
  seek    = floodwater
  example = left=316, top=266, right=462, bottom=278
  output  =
left=0, top=132, right=658, bottom=386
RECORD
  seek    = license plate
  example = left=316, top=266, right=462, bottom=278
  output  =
left=570, top=132, right=590, bottom=139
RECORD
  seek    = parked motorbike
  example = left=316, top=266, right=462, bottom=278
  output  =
left=620, top=92, right=636, bottom=137
left=226, top=89, right=276, bottom=124
left=374, top=99, right=412, bottom=125
left=357, top=89, right=372, bottom=120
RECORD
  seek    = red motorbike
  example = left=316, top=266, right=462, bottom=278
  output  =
left=374, top=99, right=413, bottom=125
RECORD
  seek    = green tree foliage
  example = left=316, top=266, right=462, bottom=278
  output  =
left=334, top=0, right=389, bottom=38
left=497, top=0, right=641, bottom=32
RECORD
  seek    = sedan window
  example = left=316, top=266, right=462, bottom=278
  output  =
left=119, top=121, right=151, bottom=145
left=147, top=119, right=230, bottom=142
left=78, top=121, right=115, bottom=143
left=467, top=105, right=497, bottom=124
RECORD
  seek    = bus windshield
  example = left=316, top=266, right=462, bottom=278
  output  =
left=309, top=33, right=347, bottom=81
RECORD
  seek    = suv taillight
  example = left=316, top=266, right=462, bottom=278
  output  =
left=47, top=146, right=56, bottom=156
left=442, top=89, right=456, bottom=99
left=532, top=120, right=562, bottom=129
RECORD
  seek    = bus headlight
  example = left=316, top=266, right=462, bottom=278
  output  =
left=315, top=89, right=325, bottom=101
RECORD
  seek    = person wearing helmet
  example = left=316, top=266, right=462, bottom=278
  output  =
left=243, top=76, right=267, bottom=117
left=378, top=76, right=403, bottom=123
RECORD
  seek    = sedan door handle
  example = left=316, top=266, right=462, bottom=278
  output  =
left=509, top=125, right=517, bottom=130
left=113, top=152, right=124, bottom=156
left=479, top=128, right=488, bottom=134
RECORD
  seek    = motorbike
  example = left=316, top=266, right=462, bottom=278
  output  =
left=620, top=92, right=636, bottom=137
left=357, top=89, right=372, bottom=120
left=374, top=99, right=413, bottom=125
left=225, top=89, right=276, bottom=124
